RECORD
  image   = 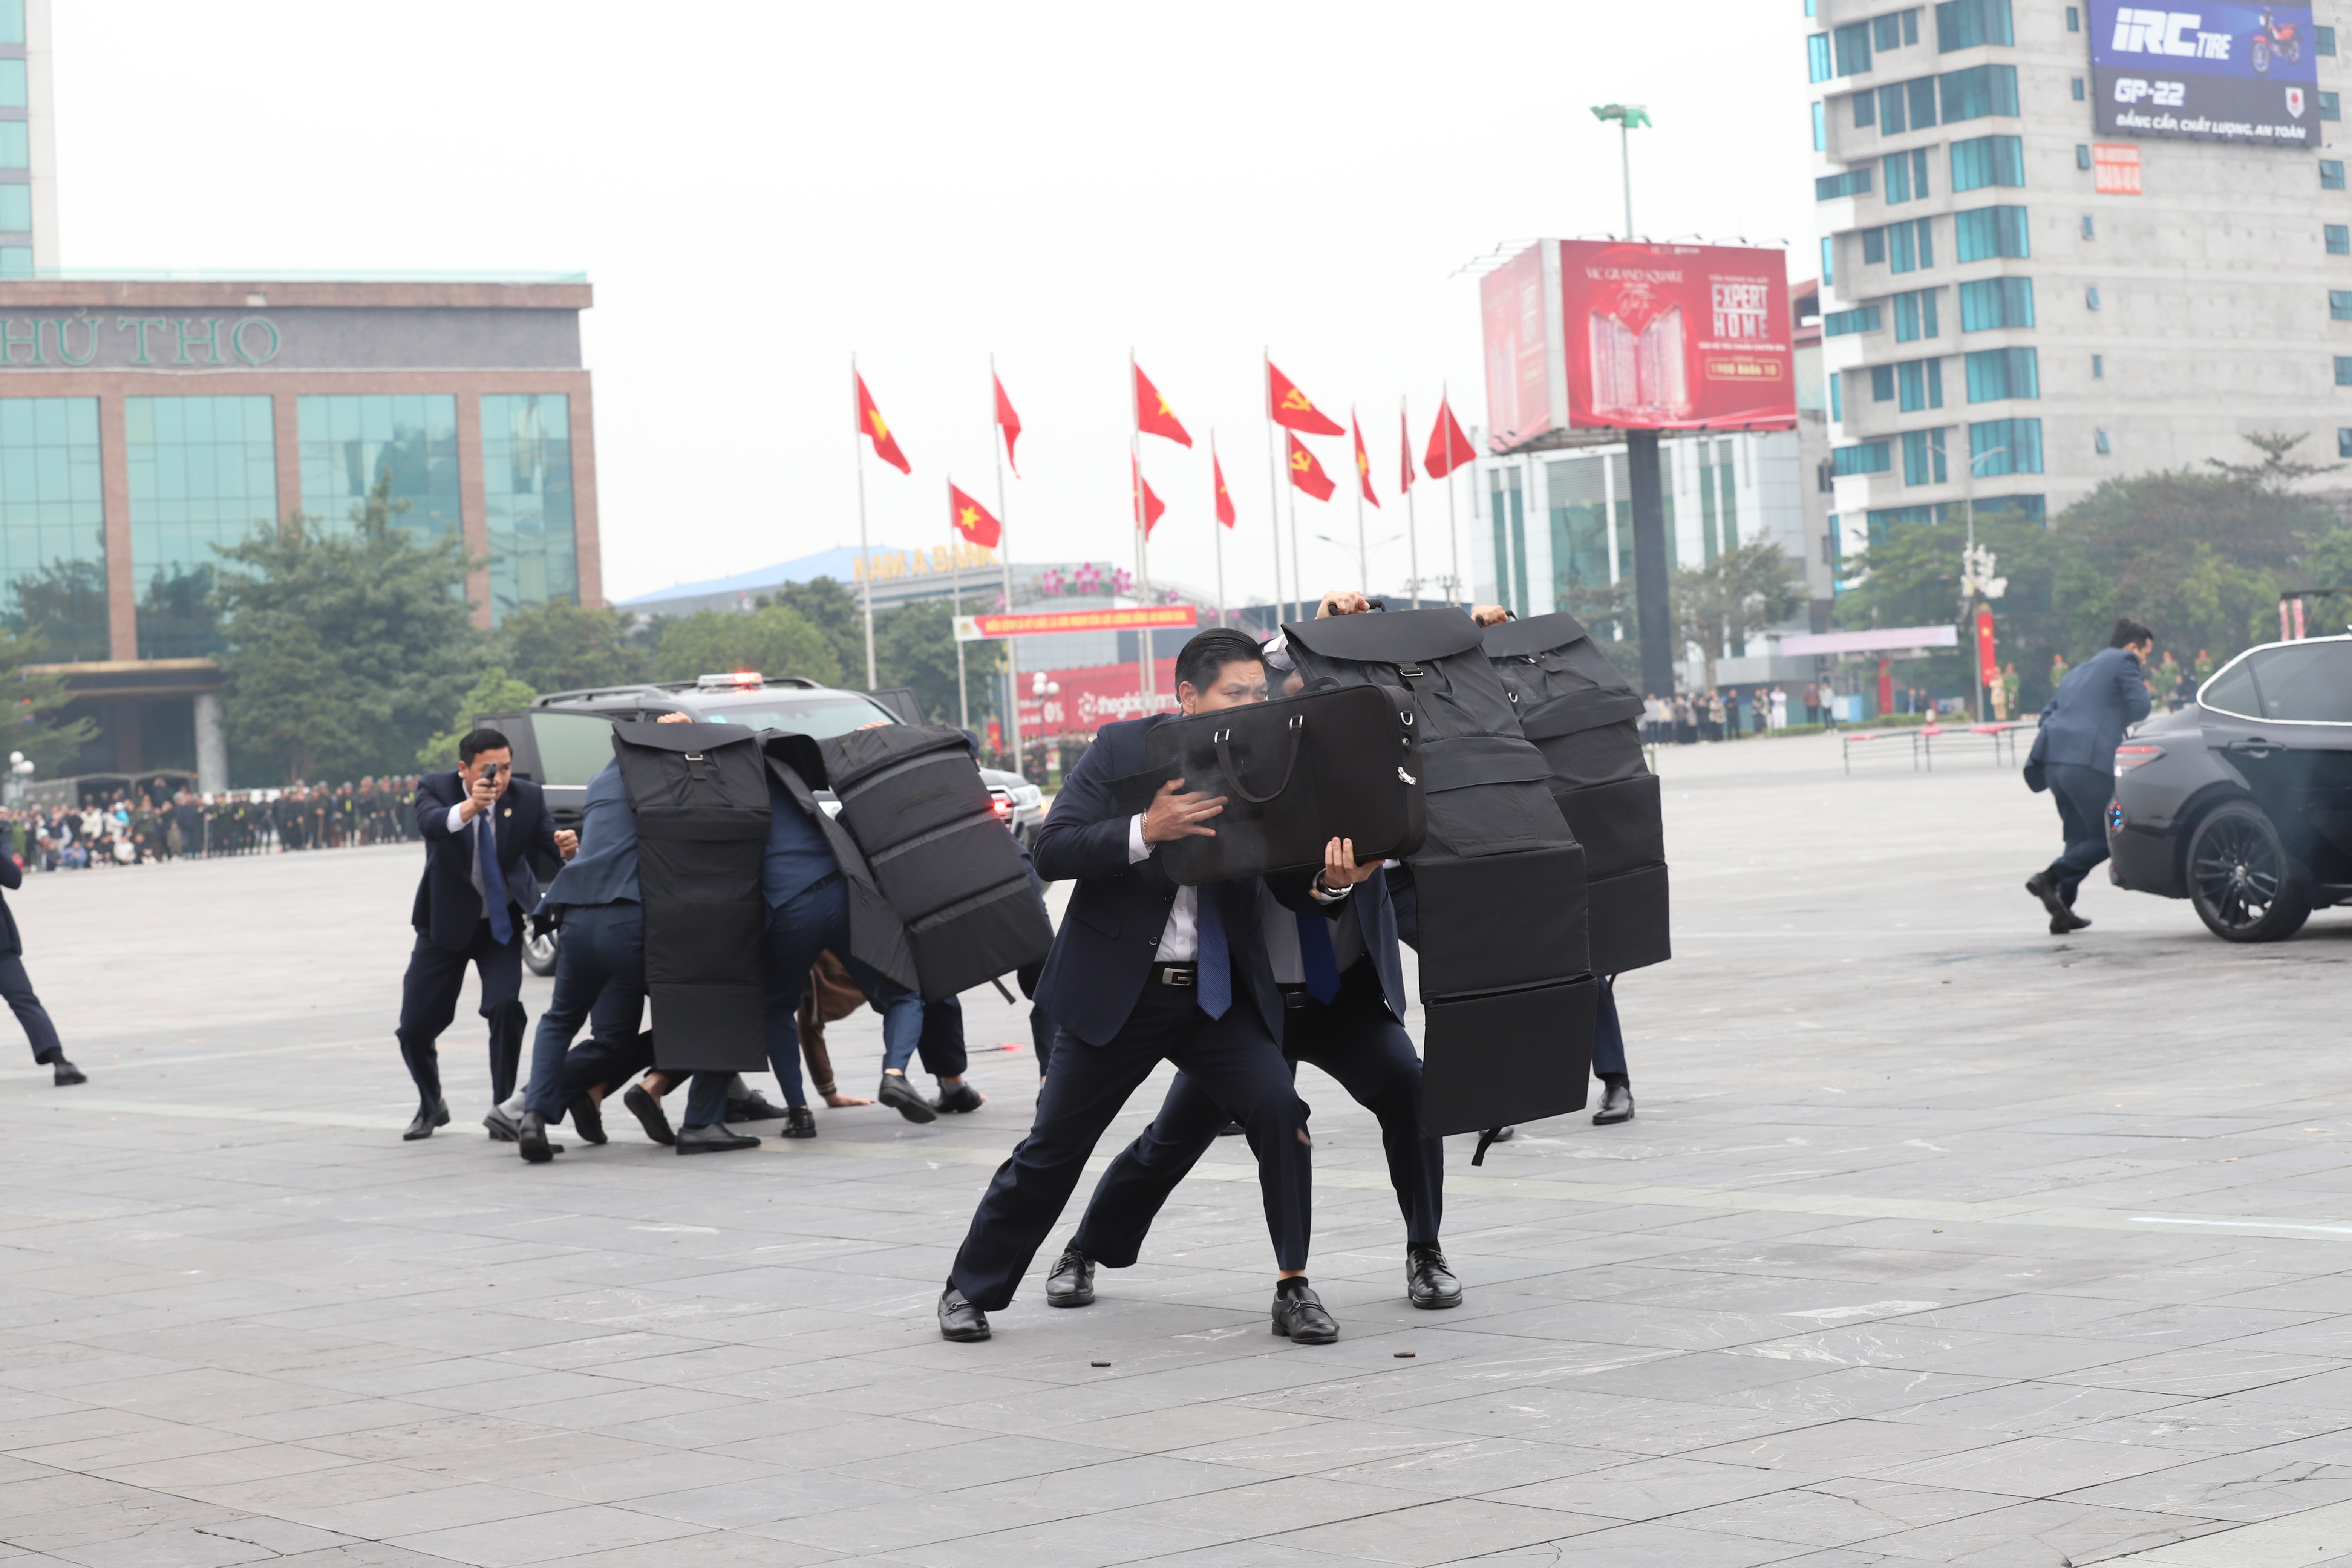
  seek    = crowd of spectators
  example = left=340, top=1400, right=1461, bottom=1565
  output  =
left=3, top=776, right=426, bottom=870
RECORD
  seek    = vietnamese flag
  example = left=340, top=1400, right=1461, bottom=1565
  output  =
left=1213, top=446, right=1237, bottom=528
left=1424, top=397, right=1476, bottom=479
left=993, top=373, right=1022, bottom=476
left=1134, top=364, right=1192, bottom=447
left=1351, top=413, right=1380, bottom=508
left=948, top=482, right=1001, bottom=548
left=854, top=371, right=910, bottom=474
left=1267, top=361, right=1344, bottom=436
left=1132, top=456, right=1168, bottom=535
left=1399, top=408, right=1417, bottom=493
left=1287, top=433, right=1336, bottom=501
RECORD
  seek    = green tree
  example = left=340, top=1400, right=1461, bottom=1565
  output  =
left=0, top=625, right=100, bottom=776
left=758, top=576, right=868, bottom=684
left=490, top=600, right=646, bottom=694
left=652, top=605, right=840, bottom=686
left=874, top=599, right=999, bottom=729
left=214, top=474, right=481, bottom=784
left=2205, top=429, right=2344, bottom=489
left=417, top=666, right=539, bottom=769
left=1670, top=537, right=1804, bottom=688
left=1837, top=512, right=2073, bottom=709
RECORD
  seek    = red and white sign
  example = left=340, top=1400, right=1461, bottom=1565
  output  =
left=2093, top=143, right=2142, bottom=195
left=956, top=605, right=1197, bottom=642
left=1018, top=659, right=1180, bottom=737
left=1479, top=242, right=1554, bottom=449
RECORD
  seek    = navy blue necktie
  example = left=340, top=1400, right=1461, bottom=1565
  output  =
left=478, top=814, right=513, bottom=944
left=1297, top=908, right=1341, bottom=1003
left=1195, top=888, right=1231, bottom=1020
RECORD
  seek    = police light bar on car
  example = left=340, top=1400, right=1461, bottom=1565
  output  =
left=695, top=671, right=766, bottom=690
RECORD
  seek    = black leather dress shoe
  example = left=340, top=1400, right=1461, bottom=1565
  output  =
left=675, top=1122, right=758, bottom=1154
left=1271, top=1281, right=1339, bottom=1344
left=877, top=1073, right=938, bottom=1124
left=483, top=1106, right=521, bottom=1142
left=933, top=1081, right=985, bottom=1114
left=402, top=1099, right=450, bottom=1141
left=2049, top=910, right=2092, bottom=934
left=49, top=1057, right=86, bottom=1087
left=516, top=1110, right=557, bottom=1164
left=623, top=1084, right=675, bottom=1145
left=938, top=1283, right=991, bottom=1341
left=569, top=1095, right=607, bottom=1145
left=2025, top=872, right=2072, bottom=923
left=1045, top=1246, right=1095, bottom=1307
left=1406, top=1243, right=1463, bottom=1309
left=1593, top=1076, right=1635, bottom=1125
left=782, top=1106, right=817, bottom=1139
left=726, top=1089, right=787, bottom=1123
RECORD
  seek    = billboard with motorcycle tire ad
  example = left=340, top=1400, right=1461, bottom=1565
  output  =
left=2089, top=1, right=2320, bottom=144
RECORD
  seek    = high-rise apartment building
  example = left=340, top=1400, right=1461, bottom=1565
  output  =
left=0, top=0, right=52, bottom=276
left=1805, top=0, right=2350, bottom=578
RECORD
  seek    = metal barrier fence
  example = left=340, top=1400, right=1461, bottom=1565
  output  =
left=1842, top=721, right=2030, bottom=774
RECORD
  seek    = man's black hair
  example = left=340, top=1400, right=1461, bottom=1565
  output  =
left=458, top=729, right=512, bottom=765
left=1174, top=628, right=1265, bottom=695
left=2109, top=618, right=2154, bottom=650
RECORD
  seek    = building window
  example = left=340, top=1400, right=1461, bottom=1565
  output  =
left=0, top=247, right=28, bottom=279
left=1937, top=0, right=2014, bottom=51
left=1823, top=305, right=1883, bottom=336
left=2326, top=160, right=2347, bottom=191
left=1898, top=357, right=1945, bottom=411
left=0, top=60, right=24, bottom=109
left=1964, top=345, right=2040, bottom=401
left=2338, top=356, right=2352, bottom=386
left=1902, top=427, right=1949, bottom=485
left=1546, top=456, right=1612, bottom=596
left=1951, top=134, right=2025, bottom=190
left=1831, top=371, right=1844, bottom=421
left=2072, top=77, right=2086, bottom=101
left=1969, top=417, right=2043, bottom=474
left=0, top=122, right=25, bottom=171
left=0, top=0, right=21, bottom=43
left=481, top=394, right=578, bottom=626
left=2093, top=353, right=2105, bottom=378
left=2066, top=5, right=2080, bottom=30
left=1876, top=82, right=1903, bottom=133
left=2082, top=213, right=2096, bottom=239
left=297, top=394, right=461, bottom=547
left=1817, top=167, right=1874, bottom=200
left=1833, top=441, right=1893, bottom=476
left=2323, top=92, right=2343, bottom=122
left=1958, top=276, right=2033, bottom=330
left=1809, top=33, right=1833, bottom=82
left=2319, top=24, right=2337, bottom=55
left=1863, top=227, right=1888, bottom=264
left=1885, top=151, right=1912, bottom=202
left=2339, top=428, right=2352, bottom=458
left=2095, top=428, right=2111, bottom=455
left=1873, top=11, right=1903, bottom=50
left=1872, top=365, right=1897, bottom=401
left=2333, top=291, right=2352, bottom=321
left=1820, top=234, right=1835, bottom=286
left=126, top=397, right=277, bottom=660
left=1877, top=76, right=1940, bottom=133
left=0, top=399, right=109, bottom=663
left=1813, top=101, right=1827, bottom=150
left=1954, top=205, right=2030, bottom=261
left=2077, top=144, right=2093, bottom=170
left=1855, top=89, right=1877, bottom=128
left=1488, top=467, right=1529, bottom=619
left=0, top=184, right=29, bottom=234
left=1835, top=21, right=1873, bottom=75
left=1894, top=287, right=1942, bottom=341
left=1940, top=64, right=2020, bottom=122
left=2329, top=224, right=2350, bottom=255
left=1890, top=217, right=1936, bottom=271
left=2086, top=284, right=2101, bottom=309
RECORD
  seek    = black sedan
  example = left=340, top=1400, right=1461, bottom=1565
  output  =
left=2106, top=634, right=2352, bottom=941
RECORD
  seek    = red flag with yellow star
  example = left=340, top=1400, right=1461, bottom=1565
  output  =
left=1213, top=448, right=1237, bottom=528
left=993, top=373, right=1022, bottom=477
left=1132, top=456, right=1168, bottom=535
left=947, top=482, right=1001, bottom=548
left=1268, top=361, right=1345, bottom=436
left=1287, top=433, right=1336, bottom=501
left=1352, top=413, right=1380, bottom=508
left=854, top=371, right=910, bottom=474
left=1133, top=364, right=1192, bottom=447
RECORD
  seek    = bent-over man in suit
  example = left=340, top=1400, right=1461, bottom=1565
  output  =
left=938, top=628, right=1378, bottom=1345
left=0, top=847, right=81, bottom=1086
left=2026, top=617, right=2154, bottom=933
left=397, top=729, right=574, bottom=1141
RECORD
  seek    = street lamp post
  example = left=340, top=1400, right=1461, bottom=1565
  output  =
left=1960, top=444, right=2012, bottom=723
left=1588, top=103, right=1652, bottom=239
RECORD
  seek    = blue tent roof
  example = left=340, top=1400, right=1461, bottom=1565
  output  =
left=616, top=546, right=904, bottom=607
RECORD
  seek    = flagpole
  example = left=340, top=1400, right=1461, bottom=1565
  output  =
left=1211, top=430, right=1227, bottom=627
left=1130, top=348, right=1151, bottom=698
left=1290, top=454, right=1305, bottom=623
left=991, top=354, right=1020, bottom=775
left=1404, top=394, right=1421, bottom=609
left=854, top=355, right=877, bottom=686
left=947, top=478, right=969, bottom=731
left=1445, top=382, right=1464, bottom=612
left=1263, top=348, right=1284, bottom=628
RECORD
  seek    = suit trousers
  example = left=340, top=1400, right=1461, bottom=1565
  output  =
left=950, top=983, right=1312, bottom=1311
left=2043, top=761, right=2114, bottom=905
left=523, top=903, right=645, bottom=1119
left=1072, top=961, right=1437, bottom=1269
left=1591, top=975, right=1626, bottom=1079
left=0, top=954, right=64, bottom=1064
left=396, top=915, right=525, bottom=1109
left=748, top=877, right=925, bottom=1116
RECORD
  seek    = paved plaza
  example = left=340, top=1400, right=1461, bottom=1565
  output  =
left=1, top=736, right=2348, bottom=1568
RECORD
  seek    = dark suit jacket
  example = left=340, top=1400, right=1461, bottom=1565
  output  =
left=1337, top=867, right=1409, bottom=1020
left=410, top=771, right=562, bottom=951
left=0, top=848, right=24, bottom=956
left=2033, top=646, right=2153, bottom=772
left=1034, top=714, right=1317, bottom=1048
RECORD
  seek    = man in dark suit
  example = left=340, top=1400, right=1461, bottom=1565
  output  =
left=2025, top=618, right=2154, bottom=934
left=0, top=849, right=83, bottom=1086
left=938, top=628, right=1378, bottom=1345
left=398, top=729, right=575, bottom=1141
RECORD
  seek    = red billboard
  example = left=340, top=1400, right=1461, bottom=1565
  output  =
left=1018, top=659, right=1180, bottom=737
left=1480, top=240, right=1797, bottom=446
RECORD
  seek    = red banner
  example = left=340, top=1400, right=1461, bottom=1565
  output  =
left=958, top=605, right=1197, bottom=640
left=1976, top=608, right=1998, bottom=685
left=1018, top=659, right=1181, bottom=736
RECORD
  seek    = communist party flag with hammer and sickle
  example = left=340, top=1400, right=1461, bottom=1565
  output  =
left=854, top=371, right=911, bottom=473
left=1351, top=412, right=1380, bottom=508
left=1267, top=361, right=1345, bottom=436
left=947, top=482, right=1002, bottom=548
left=1133, top=364, right=1192, bottom=447
left=1288, top=432, right=1336, bottom=501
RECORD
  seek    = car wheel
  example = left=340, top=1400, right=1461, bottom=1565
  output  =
left=523, top=927, right=560, bottom=977
left=2186, top=802, right=2311, bottom=942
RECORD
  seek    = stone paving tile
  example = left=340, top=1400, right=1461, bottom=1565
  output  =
left=1672, top=1479, right=2017, bottom=1550
left=1477, top=1456, right=1815, bottom=1522
left=1262, top=1497, right=1612, bottom=1564
left=387, top=1503, right=706, bottom=1568
left=1848, top=1497, right=2228, bottom=1563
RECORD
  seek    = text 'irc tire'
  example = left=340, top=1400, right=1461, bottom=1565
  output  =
left=2186, top=801, right=2311, bottom=943
left=522, top=928, right=559, bottom=977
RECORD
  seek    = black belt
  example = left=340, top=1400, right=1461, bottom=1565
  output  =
left=1152, top=962, right=1197, bottom=987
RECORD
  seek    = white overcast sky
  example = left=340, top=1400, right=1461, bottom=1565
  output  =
left=53, top=0, right=1816, bottom=607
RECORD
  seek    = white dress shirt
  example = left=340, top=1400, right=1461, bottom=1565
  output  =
left=1127, top=813, right=1350, bottom=963
left=446, top=800, right=496, bottom=904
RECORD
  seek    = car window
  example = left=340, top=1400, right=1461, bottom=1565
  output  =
left=2245, top=642, right=2352, bottom=723
left=531, top=713, right=622, bottom=786
left=691, top=697, right=899, bottom=738
left=2199, top=659, right=2259, bottom=718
